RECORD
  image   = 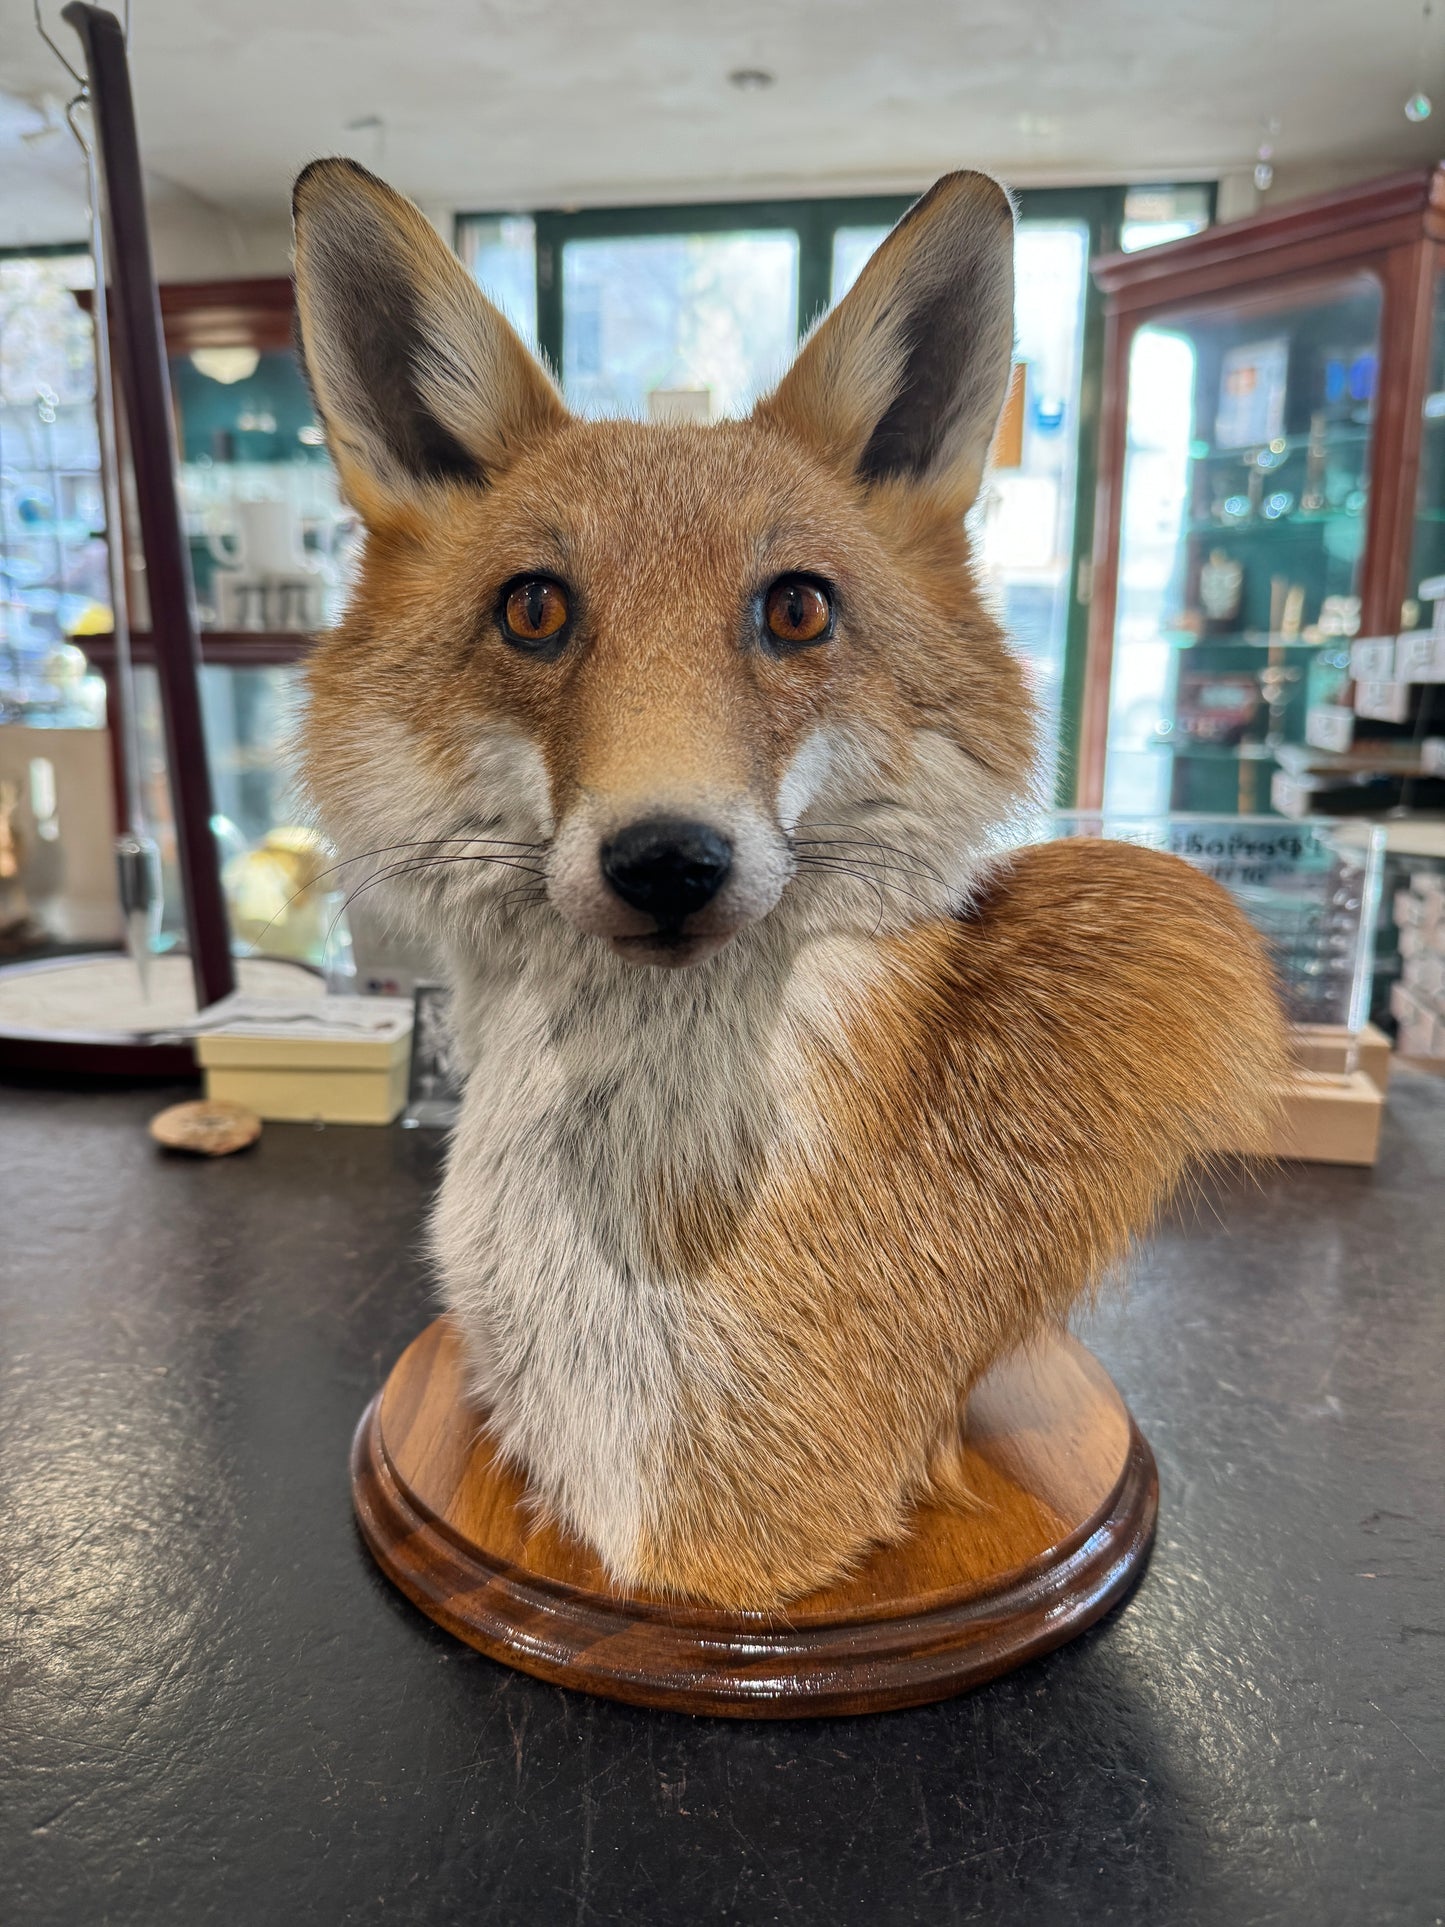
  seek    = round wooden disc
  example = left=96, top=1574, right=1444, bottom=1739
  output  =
left=352, top=1318, right=1157, bottom=1718
left=149, top=1098, right=262, bottom=1156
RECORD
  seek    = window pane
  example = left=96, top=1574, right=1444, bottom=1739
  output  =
left=834, top=222, right=1090, bottom=790
left=976, top=222, right=1090, bottom=796
left=1121, top=185, right=1211, bottom=253
left=0, top=252, right=110, bottom=725
left=831, top=225, right=890, bottom=304
left=456, top=215, right=538, bottom=347
left=561, top=231, right=798, bottom=420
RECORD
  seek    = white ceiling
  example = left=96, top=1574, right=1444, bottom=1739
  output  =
left=1, top=0, right=1443, bottom=255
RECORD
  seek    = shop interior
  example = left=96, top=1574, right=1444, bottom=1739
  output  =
left=0, top=5, right=1441, bottom=1924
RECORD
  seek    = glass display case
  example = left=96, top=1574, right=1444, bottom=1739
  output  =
left=68, top=279, right=345, bottom=967
left=150, top=280, right=355, bottom=637
left=1081, top=167, right=1445, bottom=821
left=1049, top=812, right=1387, bottom=1043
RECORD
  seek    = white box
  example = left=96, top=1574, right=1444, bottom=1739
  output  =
left=1396, top=629, right=1445, bottom=683
left=1423, top=737, right=1445, bottom=775
left=1270, top=771, right=1318, bottom=819
left=1405, top=954, right=1445, bottom=999
left=1349, top=635, right=1398, bottom=681
left=1355, top=679, right=1412, bottom=723
left=1305, top=703, right=1355, bottom=753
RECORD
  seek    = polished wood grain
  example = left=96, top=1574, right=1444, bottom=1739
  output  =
left=352, top=1318, right=1157, bottom=1717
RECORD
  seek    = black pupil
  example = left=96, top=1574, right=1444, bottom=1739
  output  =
left=785, top=588, right=807, bottom=629
left=522, top=583, right=548, bottom=631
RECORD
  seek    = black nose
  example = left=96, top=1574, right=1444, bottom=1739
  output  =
left=600, top=817, right=733, bottom=925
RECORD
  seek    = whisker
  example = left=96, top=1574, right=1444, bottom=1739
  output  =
left=790, top=832, right=949, bottom=888
left=324, top=852, right=549, bottom=951
left=791, top=840, right=945, bottom=890
left=794, top=855, right=937, bottom=918
left=250, top=834, right=548, bottom=949
left=792, top=857, right=890, bottom=934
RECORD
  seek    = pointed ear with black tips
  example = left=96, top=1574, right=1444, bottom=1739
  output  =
left=755, top=172, right=1015, bottom=512
left=291, top=158, right=565, bottom=524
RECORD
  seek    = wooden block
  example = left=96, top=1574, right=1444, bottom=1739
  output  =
left=1290, top=1021, right=1392, bottom=1090
left=351, top=1318, right=1157, bottom=1718
left=1265, top=1069, right=1384, bottom=1166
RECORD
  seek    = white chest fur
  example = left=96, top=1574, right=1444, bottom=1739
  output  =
left=431, top=930, right=809, bottom=1574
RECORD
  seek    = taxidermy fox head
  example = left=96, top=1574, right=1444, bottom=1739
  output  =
left=293, top=161, right=1035, bottom=970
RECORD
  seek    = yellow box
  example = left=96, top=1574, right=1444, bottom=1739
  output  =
left=197, top=1024, right=412, bottom=1125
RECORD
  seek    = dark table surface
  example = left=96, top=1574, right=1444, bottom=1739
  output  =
left=2, top=1070, right=1442, bottom=1927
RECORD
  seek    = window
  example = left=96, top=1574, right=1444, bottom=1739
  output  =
left=560, top=229, right=798, bottom=420
left=1120, top=185, right=1212, bottom=253
left=0, top=250, right=109, bottom=726
left=454, top=216, right=538, bottom=348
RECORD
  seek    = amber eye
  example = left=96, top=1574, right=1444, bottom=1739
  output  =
left=763, top=576, right=833, bottom=649
left=500, top=576, right=570, bottom=649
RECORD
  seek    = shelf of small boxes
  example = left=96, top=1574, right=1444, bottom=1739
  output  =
left=1390, top=873, right=1445, bottom=1060
left=1277, top=573, right=1445, bottom=818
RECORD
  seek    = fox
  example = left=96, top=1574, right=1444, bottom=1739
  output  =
left=291, top=159, right=1288, bottom=1609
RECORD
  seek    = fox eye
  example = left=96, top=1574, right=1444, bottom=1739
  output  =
left=763, top=576, right=833, bottom=650
left=499, top=576, right=570, bottom=652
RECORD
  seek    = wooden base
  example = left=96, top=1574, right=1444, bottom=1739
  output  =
left=352, top=1319, right=1157, bottom=1718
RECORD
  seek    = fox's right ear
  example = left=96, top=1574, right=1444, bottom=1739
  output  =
left=292, top=159, right=565, bottom=525
left=755, top=172, right=1015, bottom=513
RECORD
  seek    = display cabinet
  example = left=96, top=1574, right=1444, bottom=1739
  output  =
left=74, top=279, right=340, bottom=958
left=1080, top=168, right=1445, bottom=819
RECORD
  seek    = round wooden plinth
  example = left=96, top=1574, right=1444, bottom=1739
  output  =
left=352, top=1319, right=1157, bottom=1719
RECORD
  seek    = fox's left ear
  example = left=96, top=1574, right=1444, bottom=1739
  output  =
left=755, top=172, right=1014, bottom=511
left=292, top=158, right=565, bottom=525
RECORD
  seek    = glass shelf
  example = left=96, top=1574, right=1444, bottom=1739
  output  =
left=1183, top=508, right=1367, bottom=535
left=1142, top=739, right=1283, bottom=759
left=1159, top=628, right=1337, bottom=650
left=1188, top=422, right=1371, bottom=461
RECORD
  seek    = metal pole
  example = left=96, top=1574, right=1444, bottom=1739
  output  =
left=61, top=0, right=235, bottom=1008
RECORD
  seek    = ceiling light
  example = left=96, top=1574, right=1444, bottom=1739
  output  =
left=190, top=347, right=260, bottom=385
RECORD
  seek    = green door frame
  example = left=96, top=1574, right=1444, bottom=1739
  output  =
left=459, top=185, right=1208, bottom=804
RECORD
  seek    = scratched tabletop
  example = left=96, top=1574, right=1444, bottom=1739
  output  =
left=2, top=1069, right=1441, bottom=1927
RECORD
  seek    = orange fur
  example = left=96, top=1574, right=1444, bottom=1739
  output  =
left=637, top=842, right=1287, bottom=1604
